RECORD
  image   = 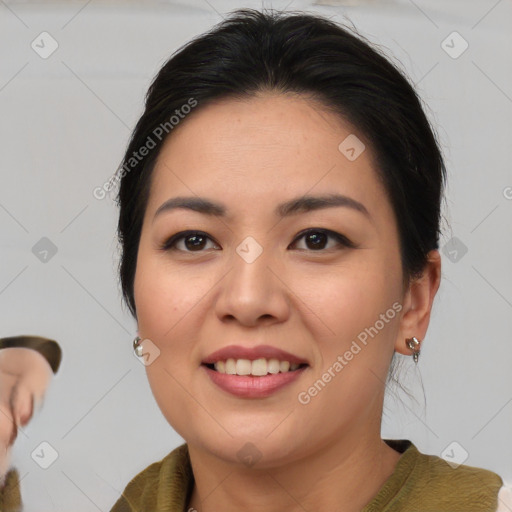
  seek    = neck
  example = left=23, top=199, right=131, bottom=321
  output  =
left=187, top=428, right=402, bottom=512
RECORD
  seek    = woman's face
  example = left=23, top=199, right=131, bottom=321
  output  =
left=134, top=92, right=408, bottom=467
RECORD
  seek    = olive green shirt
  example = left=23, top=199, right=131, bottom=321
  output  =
left=110, top=439, right=505, bottom=511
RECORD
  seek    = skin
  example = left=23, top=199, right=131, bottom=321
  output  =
left=0, top=347, right=53, bottom=486
left=134, top=91, right=441, bottom=512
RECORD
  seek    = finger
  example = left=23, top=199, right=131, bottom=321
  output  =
left=22, top=393, right=35, bottom=427
left=0, top=404, right=16, bottom=450
left=10, top=383, right=33, bottom=427
left=7, top=420, right=17, bottom=446
left=0, top=443, right=12, bottom=488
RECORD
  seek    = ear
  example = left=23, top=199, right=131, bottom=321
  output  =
left=394, top=249, right=442, bottom=356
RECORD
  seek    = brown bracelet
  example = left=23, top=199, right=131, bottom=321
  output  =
left=0, top=336, right=62, bottom=374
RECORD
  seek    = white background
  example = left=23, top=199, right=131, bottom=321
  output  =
left=1, top=0, right=511, bottom=510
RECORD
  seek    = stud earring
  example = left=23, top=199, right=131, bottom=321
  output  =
left=406, top=336, right=421, bottom=363
left=133, top=336, right=144, bottom=357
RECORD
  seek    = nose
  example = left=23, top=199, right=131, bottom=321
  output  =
left=213, top=242, right=290, bottom=328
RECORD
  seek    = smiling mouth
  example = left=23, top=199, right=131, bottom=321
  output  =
left=202, top=358, right=309, bottom=376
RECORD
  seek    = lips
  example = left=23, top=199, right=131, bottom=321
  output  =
left=202, top=344, right=309, bottom=366
left=201, top=344, right=309, bottom=398
left=203, top=364, right=307, bottom=398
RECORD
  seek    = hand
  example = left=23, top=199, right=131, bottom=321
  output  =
left=0, top=348, right=53, bottom=486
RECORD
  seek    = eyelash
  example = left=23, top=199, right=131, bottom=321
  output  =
left=159, top=228, right=356, bottom=253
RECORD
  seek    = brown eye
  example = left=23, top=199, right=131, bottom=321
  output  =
left=291, top=229, right=355, bottom=251
left=160, top=231, right=219, bottom=252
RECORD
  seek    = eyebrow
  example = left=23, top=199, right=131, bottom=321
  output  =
left=153, top=193, right=371, bottom=223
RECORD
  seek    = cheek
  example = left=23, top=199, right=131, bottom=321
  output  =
left=134, top=249, right=207, bottom=340
left=134, top=253, right=200, bottom=435
left=133, top=249, right=211, bottom=404
left=296, top=255, right=400, bottom=343
left=298, top=252, right=402, bottom=411
left=296, top=267, right=400, bottom=419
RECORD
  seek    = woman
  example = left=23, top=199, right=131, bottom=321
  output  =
left=108, top=8, right=510, bottom=512
left=1, top=7, right=509, bottom=512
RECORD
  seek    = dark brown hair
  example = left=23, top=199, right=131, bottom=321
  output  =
left=115, top=8, right=446, bottom=319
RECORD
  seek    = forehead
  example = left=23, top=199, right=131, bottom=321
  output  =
left=147, top=92, right=391, bottom=224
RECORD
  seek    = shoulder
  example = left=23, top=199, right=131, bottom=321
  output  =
left=379, top=440, right=505, bottom=511
left=407, top=443, right=504, bottom=510
left=110, top=443, right=192, bottom=512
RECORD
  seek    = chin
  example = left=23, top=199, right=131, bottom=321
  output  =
left=183, top=426, right=304, bottom=470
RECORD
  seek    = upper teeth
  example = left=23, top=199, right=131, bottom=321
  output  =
left=213, top=358, right=301, bottom=376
